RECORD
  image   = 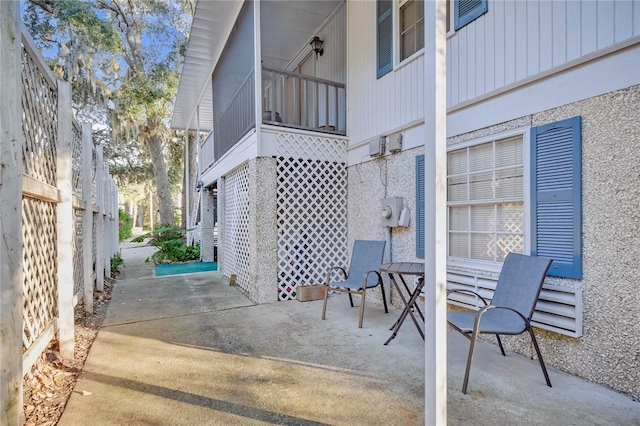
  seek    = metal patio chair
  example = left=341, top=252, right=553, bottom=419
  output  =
left=447, top=253, right=553, bottom=394
left=321, top=240, right=388, bottom=328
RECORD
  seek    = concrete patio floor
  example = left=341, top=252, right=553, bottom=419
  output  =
left=58, top=242, right=640, bottom=425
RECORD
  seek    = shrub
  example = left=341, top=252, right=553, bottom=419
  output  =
left=131, top=225, right=200, bottom=263
left=119, top=209, right=134, bottom=241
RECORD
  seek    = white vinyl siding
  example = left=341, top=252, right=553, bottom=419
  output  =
left=348, top=0, right=424, bottom=148
left=447, top=136, right=524, bottom=263
left=447, top=0, right=640, bottom=107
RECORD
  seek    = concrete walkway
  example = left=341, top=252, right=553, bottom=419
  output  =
left=59, top=242, right=640, bottom=425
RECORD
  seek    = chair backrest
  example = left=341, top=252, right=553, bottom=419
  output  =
left=491, top=253, right=552, bottom=319
left=348, top=240, right=386, bottom=288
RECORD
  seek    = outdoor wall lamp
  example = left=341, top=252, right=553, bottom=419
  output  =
left=196, top=180, right=204, bottom=192
left=310, top=36, right=324, bottom=57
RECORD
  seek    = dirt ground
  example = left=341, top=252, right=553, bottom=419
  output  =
left=23, top=278, right=115, bottom=426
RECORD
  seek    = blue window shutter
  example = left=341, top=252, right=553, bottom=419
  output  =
left=377, top=0, right=393, bottom=78
left=454, top=0, right=488, bottom=31
left=416, top=155, right=425, bottom=258
left=531, top=116, right=582, bottom=279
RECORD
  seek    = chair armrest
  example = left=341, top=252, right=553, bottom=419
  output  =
left=447, top=288, right=490, bottom=306
left=472, top=305, right=532, bottom=333
left=325, top=266, right=347, bottom=284
left=360, top=270, right=383, bottom=288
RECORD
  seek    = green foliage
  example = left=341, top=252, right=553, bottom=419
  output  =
left=119, top=209, right=134, bottom=241
left=131, top=225, right=200, bottom=263
left=111, top=253, right=124, bottom=274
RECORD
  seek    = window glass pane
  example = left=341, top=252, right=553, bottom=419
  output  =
left=400, top=0, right=424, bottom=60
left=447, top=134, right=524, bottom=263
left=448, top=175, right=468, bottom=201
left=495, top=167, right=523, bottom=198
left=497, top=234, right=524, bottom=260
left=449, top=233, right=469, bottom=258
left=448, top=149, right=467, bottom=174
left=496, top=136, right=523, bottom=168
left=469, top=142, right=493, bottom=172
left=468, top=171, right=493, bottom=200
left=449, top=206, right=469, bottom=231
left=470, top=205, right=494, bottom=231
left=497, top=203, right=524, bottom=232
left=401, top=28, right=416, bottom=60
left=471, top=233, right=495, bottom=261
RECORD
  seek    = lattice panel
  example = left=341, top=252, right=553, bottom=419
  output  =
left=73, top=208, right=85, bottom=299
left=276, top=133, right=346, bottom=163
left=276, top=157, right=348, bottom=300
left=22, top=197, right=58, bottom=350
left=21, top=45, right=57, bottom=186
left=72, top=120, right=83, bottom=198
left=223, top=165, right=251, bottom=293
left=91, top=145, right=97, bottom=204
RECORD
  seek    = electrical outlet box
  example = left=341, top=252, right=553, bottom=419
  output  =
left=388, top=132, right=403, bottom=153
left=381, top=197, right=403, bottom=227
left=369, top=135, right=385, bottom=157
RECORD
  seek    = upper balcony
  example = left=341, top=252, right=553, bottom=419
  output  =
left=172, top=0, right=346, bottom=167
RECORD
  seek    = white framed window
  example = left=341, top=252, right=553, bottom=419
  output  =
left=447, top=134, right=526, bottom=264
left=398, top=0, right=424, bottom=62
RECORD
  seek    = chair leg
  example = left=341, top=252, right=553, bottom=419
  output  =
left=462, top=330, right=480, bottom=394
left=496, top=334, right=506, bottom=356
left=321, top=285, right=329, bottom=320
left=348, top=293, right=354, bottom=307
left=358, top=290, right=366, bottom=328
left=528, top=326, right=552, bottom=388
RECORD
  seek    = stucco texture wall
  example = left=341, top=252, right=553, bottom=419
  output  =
left=505, top=84, right=640, bottom=400
left=347, top=85, right=640, bottom=399
left=347, top=147, right=424, bottom=309
left=248, top=157, right=279, bottom=304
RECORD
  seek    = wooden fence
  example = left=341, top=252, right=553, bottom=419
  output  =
left=1, top=5, right=119, bottom=424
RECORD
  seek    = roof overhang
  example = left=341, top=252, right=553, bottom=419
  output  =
left=171, top=1, right=242, bottom=131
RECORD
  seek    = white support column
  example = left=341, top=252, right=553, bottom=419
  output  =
left=56, top=81, right=74, bottom=358
left=254, top=0, right=262, bottom=156
left=185, top=129, right=190, bottom=231
left=81, top=123, right=93, bottom=314
left=111, top=179, right=118, bottom=257
left=424, top=1, right=448, bottom=425
left=95, top=145, right=104, bottom=292
left=0, top=3, right=24, bottom=424
left=103, top=165, right=110, bottom=278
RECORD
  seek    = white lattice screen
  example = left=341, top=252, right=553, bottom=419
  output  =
left=275, top=133, right=348, bottom=301
left=22, top=197, right=58, bottom=350
left=72, top=208, right=85, bottom=300
left=223, top=165, right=251, bottom=293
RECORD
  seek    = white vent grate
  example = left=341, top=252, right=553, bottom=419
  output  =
left=447, top=268, right=583, bottom=337
left=276, top=157, right=348, bottom=301
left=223, top=164, right=251, bottom=293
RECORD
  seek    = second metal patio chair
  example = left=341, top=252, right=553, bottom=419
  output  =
left=447, top=252, right=553, bottom=394
left=321, top=240, right=388, bottom=328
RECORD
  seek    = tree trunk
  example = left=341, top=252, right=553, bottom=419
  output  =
left=145, top=121, right=174, bottom=226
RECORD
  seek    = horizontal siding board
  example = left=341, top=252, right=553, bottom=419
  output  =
left=447, top=0, right=639, bottom=109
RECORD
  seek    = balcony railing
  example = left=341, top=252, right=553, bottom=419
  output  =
left=213, top=69, right=255, bottom=162
left=262, top=67, right=346, bottom=135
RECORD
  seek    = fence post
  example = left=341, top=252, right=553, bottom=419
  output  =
left=56, top=81, right=74, bottom=358
left=0, top=2, right=24, bottom=424
left=95, top=145, right=104, bottom=292
left=81, top=123, right=93, bottom=314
